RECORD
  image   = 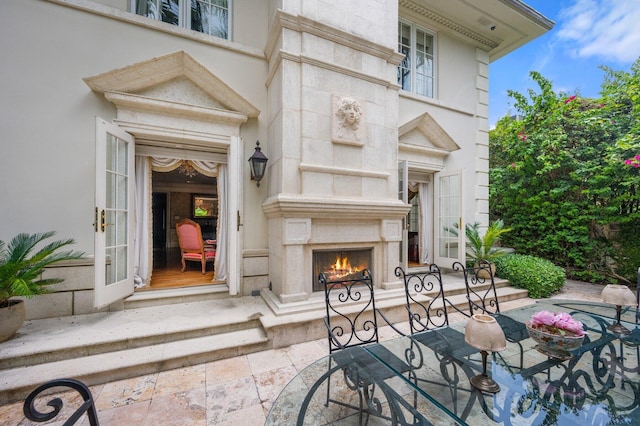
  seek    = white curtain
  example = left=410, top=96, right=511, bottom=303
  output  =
left=418, top=183, right=431, bottom=264
left=134, top=156, right=152, bottom=287
left=214, top=164, right=227, bottom=280
left=134, top=155, right=226, bottom=284
left=150, top=157, right=183, bottom=171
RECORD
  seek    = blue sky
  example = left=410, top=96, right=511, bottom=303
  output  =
left=489, top=0, right=640, bottom=126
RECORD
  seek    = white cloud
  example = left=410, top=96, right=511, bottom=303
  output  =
left=556, top=0, right=640, bottom=63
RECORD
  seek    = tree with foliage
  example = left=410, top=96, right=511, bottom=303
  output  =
left=489, top=58, right=640, bottom=283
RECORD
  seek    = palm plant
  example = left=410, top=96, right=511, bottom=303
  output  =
left=464, top=219, right=512, bottom=264
left=0, top=232, right=84, bottom=308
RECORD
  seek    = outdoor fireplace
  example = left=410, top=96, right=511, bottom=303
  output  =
left=313, top=248, right=373, bottom=292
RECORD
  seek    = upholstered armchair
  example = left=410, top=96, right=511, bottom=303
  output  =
left=176, top=219, right=215, bottom=274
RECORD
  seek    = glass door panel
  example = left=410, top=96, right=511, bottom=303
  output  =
left=434, top=170, right=462, bottom=266
left=94, top=118, right=135, bottom=307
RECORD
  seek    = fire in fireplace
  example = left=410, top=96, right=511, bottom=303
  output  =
left=313, top=248, right=372, bottom=291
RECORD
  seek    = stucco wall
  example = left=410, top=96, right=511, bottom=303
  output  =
left=0, top=0, right=269, bottom=252
left=0, top=0, right=272, bottom=313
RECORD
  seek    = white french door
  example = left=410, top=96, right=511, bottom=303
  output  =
left=433, top=170, right=463, bottom=267
left=94, top=118, right=135, bottom=308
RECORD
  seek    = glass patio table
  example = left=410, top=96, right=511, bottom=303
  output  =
left=266, top=300, right=639, bottom=425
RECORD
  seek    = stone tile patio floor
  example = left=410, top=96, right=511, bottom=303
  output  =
left=0, top=280, right=605, bottom=425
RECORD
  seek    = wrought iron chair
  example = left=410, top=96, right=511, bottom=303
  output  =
left=451, top=261, right=528, bottom=370
left=393, top=265, right=482, bottom=420
left=176, top=218, right=215, bottom=274
left=394, top=264, right=478, bottom=358
left=394, top=264, right=450, bottom=334
left=321, top=269, right=410, bottom=424
left=452, top=260, right=500, bottom=315
left=23, top=378, right=99, bottom=425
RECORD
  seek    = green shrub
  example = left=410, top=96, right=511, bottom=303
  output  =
left=494, top=254, right=566, bottom=299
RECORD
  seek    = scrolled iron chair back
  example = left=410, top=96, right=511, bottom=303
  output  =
left=395, top=264, right=449, bottom=334
left=452, top=260, right=500, bottom=316
left=321, top=268, right=379, bottom=353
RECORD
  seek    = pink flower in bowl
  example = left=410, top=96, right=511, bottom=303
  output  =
left=559, top=320, right=585, bottom=336
left=531, top=311, right=556, bottom=327
left=553, top=312, right=584, bottom=336
left=529, top=311, right=585, bottom=337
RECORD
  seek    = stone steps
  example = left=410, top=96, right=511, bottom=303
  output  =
left=0, top=328, right=269, bottom=405
left=0, top=297, right=272, bottom=405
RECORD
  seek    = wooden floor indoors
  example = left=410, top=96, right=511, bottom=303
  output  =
left=140, top=248, right=218, bottom=290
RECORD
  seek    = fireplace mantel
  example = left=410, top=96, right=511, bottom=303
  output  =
left=262, top=194, right=409, bottom=219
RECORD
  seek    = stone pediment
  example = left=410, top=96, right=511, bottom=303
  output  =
left=84, top=51, right=259, bottom=119
left=398, top=113, right=460, bottom=156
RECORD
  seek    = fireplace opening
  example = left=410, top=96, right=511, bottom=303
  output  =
left=313, top=248, right=373, bottom=292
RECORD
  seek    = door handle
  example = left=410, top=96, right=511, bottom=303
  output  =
left=101, top=209, right=107, bottom=232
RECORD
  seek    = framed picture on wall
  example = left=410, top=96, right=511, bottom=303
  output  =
left=192, top=195, right=217, bottom=219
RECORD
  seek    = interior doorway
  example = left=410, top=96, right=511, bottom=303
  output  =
left=406, top=175, right=434, bottom=269
left=152, top=192, right=167, bottom=250
left=139, top=164, right=220, bottom=291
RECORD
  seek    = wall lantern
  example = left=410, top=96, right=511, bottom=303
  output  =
left=248, top=141, right=268, bottom=187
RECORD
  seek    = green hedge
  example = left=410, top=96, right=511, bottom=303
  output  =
left=494, top=254, right=566, bottom=299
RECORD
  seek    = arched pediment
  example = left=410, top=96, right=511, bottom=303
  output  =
left=84, top=51, right=259, bottom=119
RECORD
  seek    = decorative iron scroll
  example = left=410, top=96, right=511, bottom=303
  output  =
left=395, top=265, right=449, bottom=333
left=452, top=260, right=500, bottom=315
left=23, top=378, right=99, bottom=426
left=321, top=269, right=379, bottom=352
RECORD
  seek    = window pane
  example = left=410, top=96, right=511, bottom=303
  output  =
left=116, top=211, right=128, bottom=246
left=116, top=138, right=128, bottom=174
left=439, top=175, right=458, bottom=258
left=135, top=0, right=161, bottom=19
left=398, top=50, right=411, bottom=91
left=162, top=0, right=180, bottom=25
left=106, top=173, right=116, bottom=209
left=105, top=210, right=116, bottom=246
left=397, top=22, right=412, bottom=91
left=105, top=247, right=115, bottom=285
left=415, top=29, right=433, bottom=97
left=417, top=29, right=433, bottom=54
left=192, top=0, right=229, bottom=39
left=116, top=246, right=127, bottom=282
left=135, top=0, right=179, bottom=25
left=117, top=175, right=128, bottom=209
left=106, top=134, right=116, bottom=172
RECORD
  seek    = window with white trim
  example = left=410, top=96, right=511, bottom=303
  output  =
left=133, top=0, right=230, bottom=40
left=398, top=21, right=435, bottom=98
